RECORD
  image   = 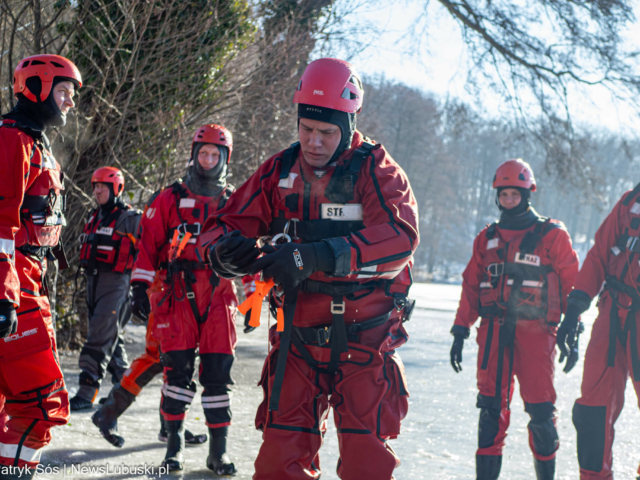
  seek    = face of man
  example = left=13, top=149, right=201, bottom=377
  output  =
left=198, top=144, right=221, bottom=170
left=298, top=118, right=342, bottom=168
left=93, top=182, right=111, bottom=205
left=53, top=81, right=75, bottom=114
left=498, top=188, right=523, bottom=210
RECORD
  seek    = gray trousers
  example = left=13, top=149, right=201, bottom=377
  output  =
left=77, top=270, right=131, bottom=401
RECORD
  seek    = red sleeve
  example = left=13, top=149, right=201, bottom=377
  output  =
left=545, top=226, right=580, bottom=313
left=198, top=157, right=279, bottom=254
left=131, top=191, right=170, bottom=286
left=328, top=147, right=419, bottom=279
left=0, top=129, right=33, bottom=306
left=573, top=196, right=626, bottom=299
left=454, top=232, right=486, bottom=328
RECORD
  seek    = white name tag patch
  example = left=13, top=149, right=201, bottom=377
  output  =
left=320, top=204, right=363, bottom=221
left=514, top=252, right=541, bottom=267
left=96, top=227, right=114, bottom=235
left=278, top=173, right=298, bottom=189
left=179, top=198, right=196, bottom=208
left=487, top=238, right=499, bottom=249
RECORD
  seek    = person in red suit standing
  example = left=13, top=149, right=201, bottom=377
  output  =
left=450, top=159, right=579, bottom=480
left=0, top=54, right=82, bottom=479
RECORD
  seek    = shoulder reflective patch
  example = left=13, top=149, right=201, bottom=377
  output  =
left=278, top=173, right=298, bottom=189
left=631, top=202, right=640, bottom=215
left=357, top=265, right=377, bottom=278
left=320, top=203, right=363, bottom=221
left=487, top=238, right=499, bottom=249
left=179, top=198, right=196, bottom=208
left=514, top=252, right=541, bottom=267
left=146, top=208, right=156, bottom=219
left=96, top=226, right=114, bottom=235
left=611, top=246, right=621, bottom=256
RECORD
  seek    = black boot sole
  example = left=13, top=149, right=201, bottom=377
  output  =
left=91, top=411, right=125, bottom=448
left=207, top=455, right=237, bottom=477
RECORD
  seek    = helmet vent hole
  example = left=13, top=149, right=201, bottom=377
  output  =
left=22, top=61, right=30, bottom=68
left=297, top=80, right=302, bottom=91
left=518, top=173, right=526, bottom=180
left=341, top=88, right=351, bottom=99
left=50, top=61, right=64, bottom=68
left=31, top=60, right=45, bottom=66
left=348, top=75, right=362, bottom=90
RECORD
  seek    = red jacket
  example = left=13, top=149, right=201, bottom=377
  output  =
left=199, top=131, right=419, bottom=327
left=454, top=213, right=579, bottom=329
left=0, top=120, right=66, bottom=307
left=131, top=181, right=234, bottom=292
left=573, top=184, right=640, bottom=300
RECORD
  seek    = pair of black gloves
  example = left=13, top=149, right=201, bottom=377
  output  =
left=449, top=291, right=591, bottom=374
left=130, top=230, right=336, bottom=330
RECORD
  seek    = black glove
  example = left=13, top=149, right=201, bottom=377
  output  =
left=450, top=325, right=470, bottom=373
left=243, top=309, right=256, bottom=334
left=557, top=291, right=591, bottom=372
left=209, top=230, right=261, bottom=278
left=247, top=241, right=335, bottom=292
left=0, top=303, right=18, bottom=339
left=131, top=281, right=151, bottom=322
left=562, top=321, right=585, bottom=373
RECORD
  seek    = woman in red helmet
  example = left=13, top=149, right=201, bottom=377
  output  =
left=199, top=58, right=418, bottom=480
left=129, top=124, right=239, bottom=474
left=70, top=167, right=141, bottom=411
left=0, top=54, right=81, bottom=475
left=450, top=159, right=579, bottom=480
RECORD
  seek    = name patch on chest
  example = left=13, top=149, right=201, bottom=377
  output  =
left=96, top=227, right=114, bottom=236
left=320, top=204, right=363, bottom=221
left=514, top=252, right=541, bottom=267
left=179, top=198, right=196, bottom=208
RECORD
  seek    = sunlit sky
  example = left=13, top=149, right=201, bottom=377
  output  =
left=327, top=0, right=640, bottom=135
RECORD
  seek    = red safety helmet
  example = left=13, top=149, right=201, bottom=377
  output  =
left=293, top=58, right=364, bottom=114
left=493, top=159, right=537, bottom=192
left=13, top=54, right=82, bottom=103
left=192, top=124, right=233, bottom=162
left=92, top=167, right=125, bottom=196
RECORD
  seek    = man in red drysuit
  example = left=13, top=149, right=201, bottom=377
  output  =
left=128, top=124, right=238, bottom=475
left=450, top=159, right=579, bottom=480
left=199, top=57, right=419, bottom=480
left=0, top=54, right=82, bottom=478
left=91, top=198, right=206, bottom=448
left=556, top=181, right=640, bottom=479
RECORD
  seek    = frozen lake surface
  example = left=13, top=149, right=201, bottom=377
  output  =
left=39, top=283, right=640, bottom=479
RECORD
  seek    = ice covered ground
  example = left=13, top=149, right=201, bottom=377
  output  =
left=39, top=283, right=640, bottom=479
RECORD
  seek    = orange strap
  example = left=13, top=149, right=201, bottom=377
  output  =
left=237, top=279, right=285, bottom=332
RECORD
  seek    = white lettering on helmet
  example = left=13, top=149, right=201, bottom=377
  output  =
left=313, top=90, right=324, bottom=95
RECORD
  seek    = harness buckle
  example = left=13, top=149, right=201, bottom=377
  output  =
left=486, top=263, right=504, bottom=277
left=317, top=326, right=331, bottom=345
left=330, top=300, right=346, bottom=315
left=177, top=222, right=201, bottom=236
left=186, top=291, right=196, bottom=300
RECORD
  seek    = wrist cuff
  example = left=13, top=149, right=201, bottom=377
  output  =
left=450, top=325, right=470, bottom=339
left=313, top=241, right=336, bottom=274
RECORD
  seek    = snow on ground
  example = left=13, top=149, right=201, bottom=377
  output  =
left=39, top=283, right=640, bottom=479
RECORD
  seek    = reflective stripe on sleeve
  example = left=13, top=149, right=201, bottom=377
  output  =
left=0, top=239, right=15, bottom=256
left=0, top=442, right=42, bottom=463
left=131, top=268, right=155, bottom=283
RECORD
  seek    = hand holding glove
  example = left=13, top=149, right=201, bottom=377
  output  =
left=0, top=303, right=18, bottom=339
left=131, top=281, right=151, bottom=322
left=247, top=241, right=335, bottom=292
left=209, top=230, right=261, bottom=278
left=557, top=291, right=591, bottom=373
left=450, top=325, right=470, bottom=373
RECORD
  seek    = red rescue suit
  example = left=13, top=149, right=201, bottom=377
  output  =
left=132, top=181, right=238, bottom=429
left=454, top=215, right=578, bottom=461
left=199, top=131, right=419, bottom=480
left=0, top=120, right=69, bottom=467
left=571, top=183, right=640, bottom=479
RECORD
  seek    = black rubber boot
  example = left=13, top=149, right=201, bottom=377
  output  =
left=476, top=454, right=502, bottom=480
left=157, top=412, right=207, bottom=445
left=92, top=384, right=136, bottom=447
left=69, top=394, right=93, bottom=412
left=206, top=427, right=237, bottom=476
left=534, top=458, right=555, bottom=480
left=161, top=420, right=185, bottom=472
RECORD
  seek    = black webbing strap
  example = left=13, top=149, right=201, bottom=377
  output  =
left=480, top=317, right=494, bottom=370
left=269, top=211, right=364, bottom=242
left=327, top=296, right=349, bottom=374
left=605, top=277, right=640, bottom=379
left=183, top=278, right=209, bottom=324
left=86, top=208, right=124, bottom=276
left=279, top=143, right=300, bottom=180
left=293, top=309, right=392, bottom=345
left=269, top=293, right=298, bottom=411
left=493, top=275, right=523, bottom=410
